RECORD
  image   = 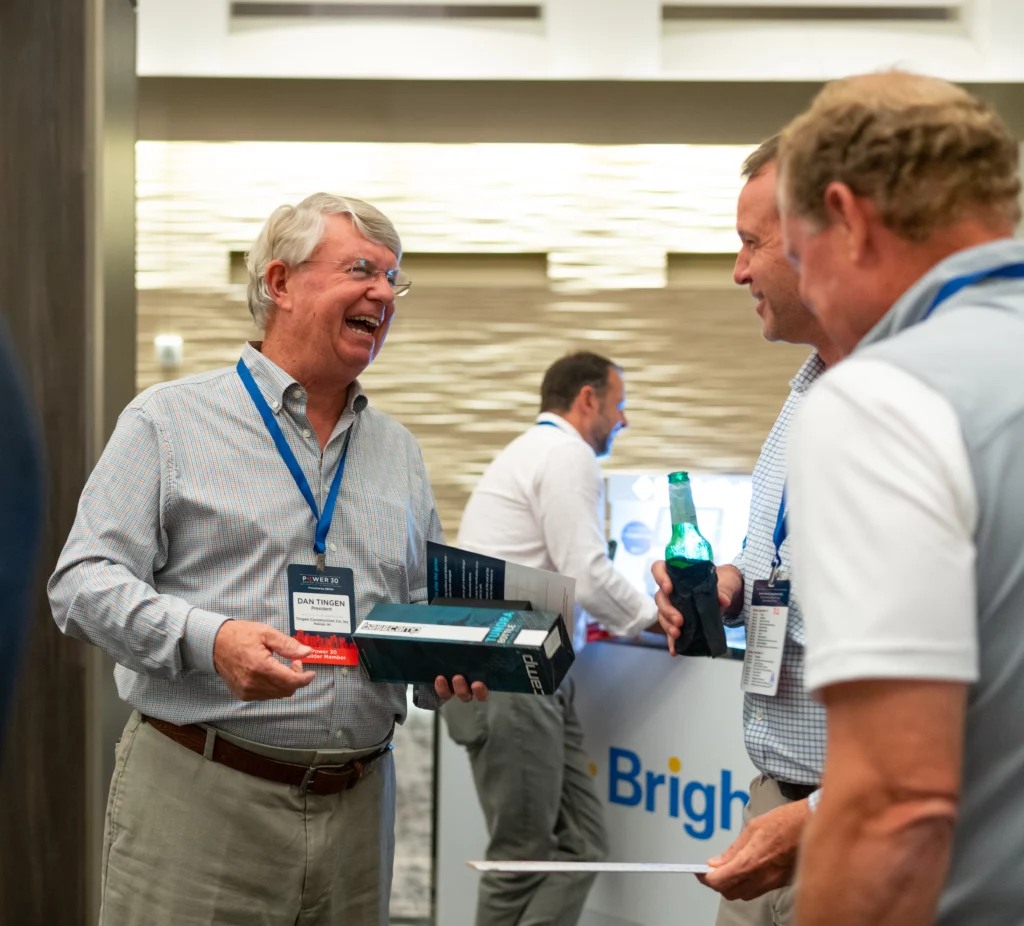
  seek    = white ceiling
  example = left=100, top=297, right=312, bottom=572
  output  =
left=137, top=0, right=1024, bottom=82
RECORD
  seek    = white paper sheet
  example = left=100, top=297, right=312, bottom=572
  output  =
left=469, top=861, right=711, bottom=874
left=501, top=561, right=576, bottom=637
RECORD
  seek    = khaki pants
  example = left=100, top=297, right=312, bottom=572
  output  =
left=714, top=775, right=797, bottom=926
left=443, top=679, right=608, bottom=926
left=99, top=712, right=396, bottom=926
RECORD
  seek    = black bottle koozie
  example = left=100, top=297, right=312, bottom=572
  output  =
left=666, top=561, right=727, bottom=658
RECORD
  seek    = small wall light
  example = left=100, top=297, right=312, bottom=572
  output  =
left=154, top=333, right=184, bottom=369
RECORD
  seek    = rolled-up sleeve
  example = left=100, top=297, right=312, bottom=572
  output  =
left=537, top=443, right=657, bottom=637
left=48, top=406, right=230, bottom=678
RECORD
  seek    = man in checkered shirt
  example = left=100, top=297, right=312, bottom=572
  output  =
left=49, top=194, right=486, bottom=926
left=653, top=137, right=843, bottom=926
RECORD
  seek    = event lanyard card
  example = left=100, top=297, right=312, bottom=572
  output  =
left=287, top=564, right=359, bottom=666
left=740, top=579, right=790, bottom=697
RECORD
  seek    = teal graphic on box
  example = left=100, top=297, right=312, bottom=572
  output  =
left=353, top=603, right=574, bottom=694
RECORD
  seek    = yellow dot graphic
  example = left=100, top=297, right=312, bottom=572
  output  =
left=668, top=757, right=681, bottom=774
left=588, top=763, right=598, bottom=777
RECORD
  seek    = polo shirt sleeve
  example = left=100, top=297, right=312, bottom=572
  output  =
left=788, top=358, right=979, bottom=694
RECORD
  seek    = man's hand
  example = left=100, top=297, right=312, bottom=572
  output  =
left=213, top=620, right=316, bottom=701
left=435, top=676, right=489, bottom=703
left=652, top=561, right=744, bottom=656
left=698, top=798, right=810, bottom=901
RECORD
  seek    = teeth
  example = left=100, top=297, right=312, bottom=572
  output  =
left=349, top=315, right=380, bottom=329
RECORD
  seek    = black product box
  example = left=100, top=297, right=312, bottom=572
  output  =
left=353, top=602, right=574, bottom=694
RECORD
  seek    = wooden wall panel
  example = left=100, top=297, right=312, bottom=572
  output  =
left=0, top=1, right=136, bottom=924
left=0, top=1, right=90, bottom=923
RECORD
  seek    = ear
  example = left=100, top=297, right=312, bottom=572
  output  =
left=265, top=260, right=296, bottom=314
left=571, top=384, right=596, bottom=417
left=822, top=182, right=872, bottom=266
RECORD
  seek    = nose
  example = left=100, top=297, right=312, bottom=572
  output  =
left=367, top=272, right=395, bottom=304
left=619, top=411, right=628, bottom=430
left=733, top=251, right=751, bottom=287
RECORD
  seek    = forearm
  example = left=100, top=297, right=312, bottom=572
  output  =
left=573, top=549, right=657, bottom=636
left=797, top=792, right=956, bottom=926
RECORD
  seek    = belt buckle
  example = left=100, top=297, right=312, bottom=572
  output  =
left=299, top=765, right=317, bottom=796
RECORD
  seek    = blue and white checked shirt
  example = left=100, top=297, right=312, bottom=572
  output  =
left=49, top=342, right=443, bottom=750
left=727, top=352, right=827, bottom=786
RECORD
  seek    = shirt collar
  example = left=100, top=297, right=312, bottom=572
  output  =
left=241, top=341, right=368, bottom=417
left=789, top=351, right=827, bottom=394
left=535, top=411, right=591, bottom=449
left=858, top=237, right=1024, bottom=351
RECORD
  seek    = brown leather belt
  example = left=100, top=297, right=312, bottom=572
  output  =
left=142, top=716, right=389, bottom=796
left=776, top=779, right=818, bottom=802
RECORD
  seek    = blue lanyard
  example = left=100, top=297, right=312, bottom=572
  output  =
left=762, top=263, right=1024, bottom=580
left=237, top=358, right=352, bottom=570
left=771, top=486, right=787, bottom=573
left=537, top=420, right=560, bottom=428
left=922, top=261, right=1024, bottom=321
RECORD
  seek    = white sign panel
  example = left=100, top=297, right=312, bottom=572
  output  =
left=436, top=643, right=757, bottom=926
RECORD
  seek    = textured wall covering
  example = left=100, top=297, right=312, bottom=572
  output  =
left=137, top=141, right=809, bottom=534
left=138, top=141, right=752, bottom=290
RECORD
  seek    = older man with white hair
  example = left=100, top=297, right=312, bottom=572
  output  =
left=49, top=193, right=486, bottom=926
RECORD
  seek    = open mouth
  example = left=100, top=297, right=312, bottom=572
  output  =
left=345, top=314, right=382, bottom=337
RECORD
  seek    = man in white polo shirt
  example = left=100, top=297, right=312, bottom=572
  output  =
left=782, top=72, right=1024, bottom=925
left=444, top=351, right=658, bottom=926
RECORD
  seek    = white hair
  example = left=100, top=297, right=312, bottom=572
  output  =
left=245, top=193, right=403, bottom=329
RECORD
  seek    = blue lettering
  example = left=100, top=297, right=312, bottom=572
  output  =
left=683, top=781, right=716, bottom=840
left=644, top=771, right=666, bottom=813
left=608, top=748, right=642, bottom=807
left=605, top=748, right=747, bottom=840
left=720, top=770, right=749, bottom=831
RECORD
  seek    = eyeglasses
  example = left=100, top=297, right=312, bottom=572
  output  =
left=303, top=258, right=412, bottom=297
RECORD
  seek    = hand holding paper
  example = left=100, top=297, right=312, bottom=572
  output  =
left=699, top=798, right=810, bottom=900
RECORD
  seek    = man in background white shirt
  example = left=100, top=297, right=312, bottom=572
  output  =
left=444, top=351, right=658, bottom=926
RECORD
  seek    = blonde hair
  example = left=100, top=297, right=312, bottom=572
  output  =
left=245, top=193, right=402, bottom=329
left=779, top=71, right=1021, bottom=241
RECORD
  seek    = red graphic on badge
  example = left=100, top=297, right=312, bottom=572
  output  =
left=294, top=631, right=360, bottom=666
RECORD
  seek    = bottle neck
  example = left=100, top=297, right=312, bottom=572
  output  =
left=668, top=482, right=698, bottom=526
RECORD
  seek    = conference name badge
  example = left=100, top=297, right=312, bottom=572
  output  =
left=287, top=564, right=359, bottom=666
left=740, top=577, right=790, bottom=697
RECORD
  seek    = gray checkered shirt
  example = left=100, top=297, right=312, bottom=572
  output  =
left=49, top=342, right=443, bottom=749
left=727, top=352, right=827, bottom=786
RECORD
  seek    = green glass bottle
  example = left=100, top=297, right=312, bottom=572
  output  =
left=665, top=471, right=713, bottom=568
